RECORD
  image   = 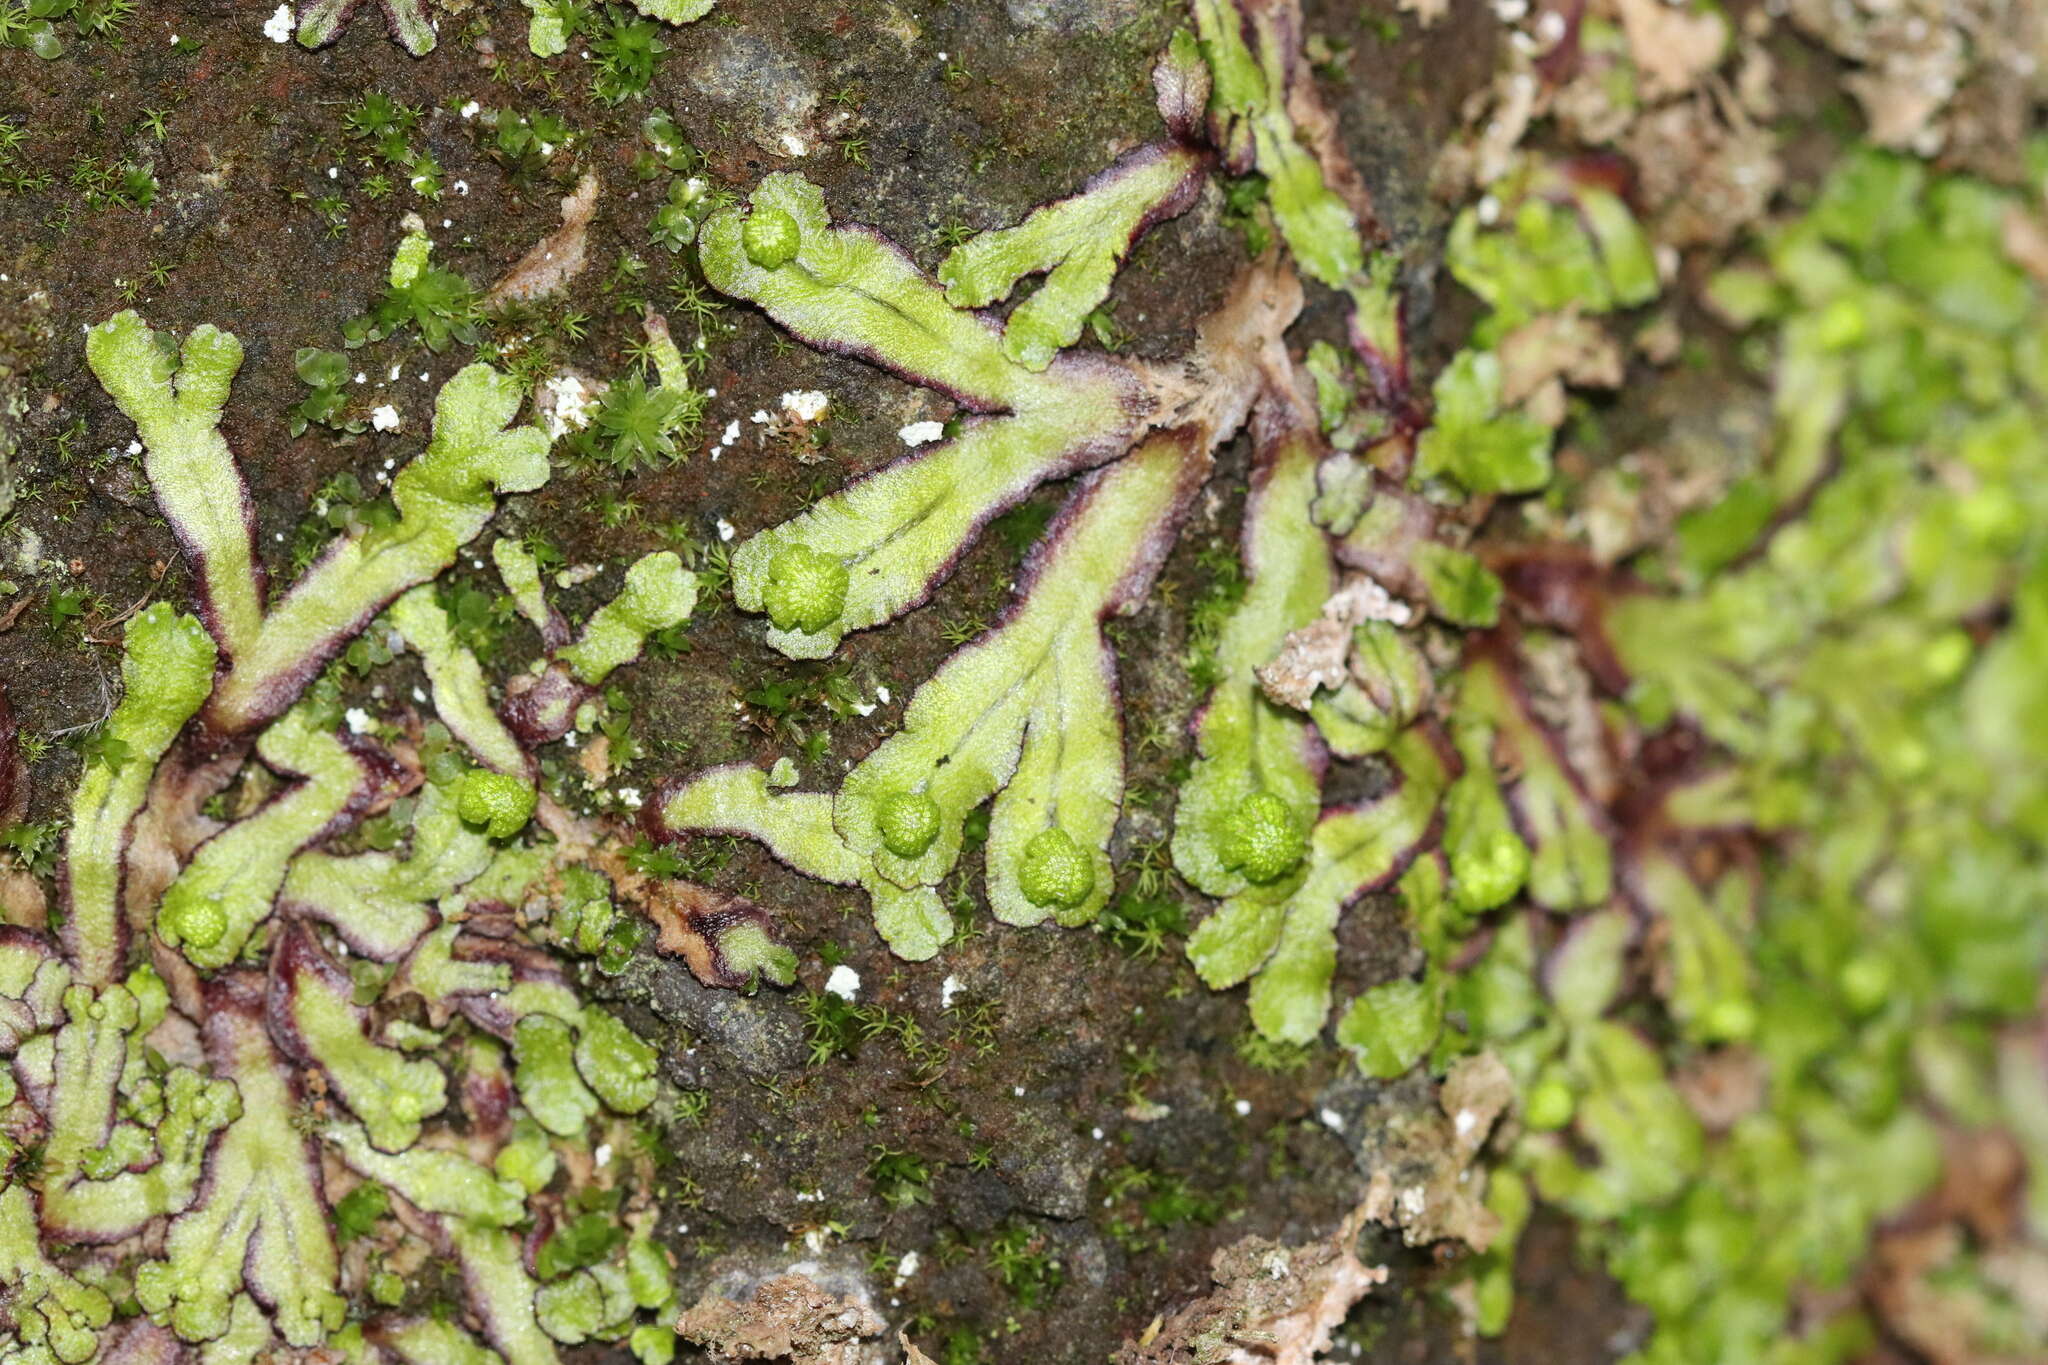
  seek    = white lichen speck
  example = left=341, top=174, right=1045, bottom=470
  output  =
left=781, top=390, right=829, bottom=422
left=898, top=419, right=945, bottom=447
left=370, top=404, right=401, bottom=433
left=262, top=3, right=293, bottom=42
left=825, top=964, right=860, bottom=1000
left=540, top=373, right=598, bottom=438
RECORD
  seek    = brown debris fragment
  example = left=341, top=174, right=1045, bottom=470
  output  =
left=1353, top=1054, right=1513, bottom=1252
left=489, top=173, right=600, bottom=304
left=1868, top=1107, right=2043, bottom=1362
left=576, top=732, right=612, bottom=786
left=1613, top=0, right=1727, bottom=100
left=1623, top=96, right=1782, bottom=249
left=1497, top=309, right=1624, bottom=408
left=1672, top=1046, right=1765, bottom=1132
left=1471, top=71, right=1538, bottom=190
left=98, top=1319, right=186, bottom=1365
left=1782, top=0, right=1994, bottom=157
left=1152, top=256, right=1306, bottom=450
left=2003, top=204, right=2048, bottom=289
left=637, top=875, right=786, bottom=990
left=1518, top=631, right=1619, bottom=805
left=0, top=866, right=40, bottom=930
left=1870, top=1222, right=2048, bottom=1365
left=1258, top=616, right=1350, bottom=711
left=1258, top=577, right=1417, bottom=712
left=1441, top=1052, right=1516, bottom=1159
left=673, top=1272, right=885, bottom=1365
left=1116, top=1204, right=1388, bottom=1364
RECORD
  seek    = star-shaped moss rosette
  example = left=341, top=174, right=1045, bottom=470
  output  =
left=0, top=308, right=760, bottom=1362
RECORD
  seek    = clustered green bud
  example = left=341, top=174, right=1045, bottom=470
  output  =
left=876, top=790, right=942, bottom=859
left=742, top=206, right=802, bottom=269
left=762, top=543, right=849, bottom=635
left=1221, top=791, right=1305, bottom=883
left=1451, top=826, right=1531, bottom=914
left=1018, top=827, right=1093, bottom=909
left=1524, top=1072, right=1575, bottom=1131
left=1701, top=997, right=1757, bottom=1043
left=159, top=894, right=227, bottom=950
left=458, top=770, right=537, bottom=840
left=1838, top=953, right=1894, bottom=1015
